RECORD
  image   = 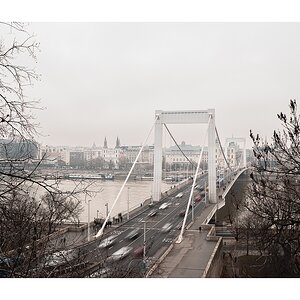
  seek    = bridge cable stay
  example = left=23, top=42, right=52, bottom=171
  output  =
left=176, top=116, right=211, bottom=244
left=214, top=126, right=233, bottom=172
left=95, top=116, right=159, bottom=239
left=163, top=123, right=198, bottom=169
left=215, top=126, right=245, bottom=195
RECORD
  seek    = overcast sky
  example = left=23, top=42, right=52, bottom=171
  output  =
left=13, top=22, right=300, bottom=149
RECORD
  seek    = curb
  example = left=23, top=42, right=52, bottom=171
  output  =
left=145, top=243, right=174, bottom=278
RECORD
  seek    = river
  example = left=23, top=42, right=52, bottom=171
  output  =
left=53, top=179, right=173, bottom=222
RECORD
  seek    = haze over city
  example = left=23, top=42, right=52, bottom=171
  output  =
left=12, top=22, right=300, bottom=149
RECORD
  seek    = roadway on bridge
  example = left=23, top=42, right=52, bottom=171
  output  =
left=45, top=174, right=209, bottom=277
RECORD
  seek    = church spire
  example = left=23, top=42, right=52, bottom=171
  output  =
left=115, top=136, right=120, bottom=148
left=104, top=137, right=108, bottom=148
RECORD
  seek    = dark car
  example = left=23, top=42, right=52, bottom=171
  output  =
left=125, top=228, right=140, bottom=240
left=194, top=195, right=202, bottom=203
left=179, top=210, right=185, bottom=217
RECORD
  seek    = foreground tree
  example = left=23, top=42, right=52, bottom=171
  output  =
left=0, top=23, right=91, bottom=277
left=241, top=100, right=300, bottom=277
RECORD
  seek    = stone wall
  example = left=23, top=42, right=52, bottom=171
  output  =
left=202, top=237, right=223, bottom=277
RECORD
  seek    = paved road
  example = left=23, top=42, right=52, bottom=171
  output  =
left=82, top=176, right=207, bottom=276
left=44, top=174, right=209, bottom=277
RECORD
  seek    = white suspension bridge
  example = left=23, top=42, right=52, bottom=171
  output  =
left=95, top=109, right=249, bottom=245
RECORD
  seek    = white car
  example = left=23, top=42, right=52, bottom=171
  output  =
left=109, top=246, right=133, bottom=261
left=159, top=202, right=170, bottom=210
left=161, top=223, right=172, bottom=233
left=98, top=235, right=118, bottom=249
left=175, top=192, right=183, bottom=198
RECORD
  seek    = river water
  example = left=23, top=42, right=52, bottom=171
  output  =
left=55, top=179, right=173, bottom=222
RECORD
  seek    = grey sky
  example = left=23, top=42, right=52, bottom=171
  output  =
left=21, top=22, right=300, bottom=148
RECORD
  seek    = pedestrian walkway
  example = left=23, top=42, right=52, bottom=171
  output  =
left=150, top=204, right=220, bottom=278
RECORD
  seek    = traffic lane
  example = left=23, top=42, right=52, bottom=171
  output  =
left=85, top=196, right=205, bottom=259
left=120, top=175, right=207, bottom=229
left=83, top=200, right=206, bottom=273
left=146, top=202, right=206, bottom=260
left=79, top=179, right=208, bottom=264
left=94, top=209, right=186, bottom=264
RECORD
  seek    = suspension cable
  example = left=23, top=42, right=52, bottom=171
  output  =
left=95, top=115, right=158, bottom=238
left=177, top=118, right=210, bottom=243
left=215, top=126, right=233, bottom=171
left=163, top=123, right=198, bottom=169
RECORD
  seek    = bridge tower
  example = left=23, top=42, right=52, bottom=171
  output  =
left=153, top=109, right=217, bottom=204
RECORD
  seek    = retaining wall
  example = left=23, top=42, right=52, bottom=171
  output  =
left=202, top=237, right=223, bottom=278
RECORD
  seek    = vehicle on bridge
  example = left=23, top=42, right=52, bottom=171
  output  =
left=147, top=209, right=158, bottom=217
left=161, top=223, right=172, bottom=233
left=194, top=195, right=202, bottom=203
left=109, top=246, right=133, bottom=261
left=125, top=228, right=140, bottom=240
left=159, top=202, right=170, bottom=210
left=195, top=185, right=204, bottom=192
left=98, top=234, right=119, bottom=249
left=179, top=210, right=185, bottom=217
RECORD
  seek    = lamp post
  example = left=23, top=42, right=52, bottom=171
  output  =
left=204, top=181, right=207, bottom=206
left=87, top=199, right=91, bottom=242
left=127, top=187, right=130, bottom=220
left=105, top=203, right=108, bottom=218
left=142, top=220, right=146, bottom=267
left=192, top=197, right=194, bottom=222
left=97, top=210, right=99, bottom=219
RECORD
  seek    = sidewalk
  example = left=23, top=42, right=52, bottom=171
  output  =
left=150, top=204, right=219, bottom=278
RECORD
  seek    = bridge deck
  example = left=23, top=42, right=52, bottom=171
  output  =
left=150, top=170, right=248, bottom=278
left=150, top=204, right=218, bottom=278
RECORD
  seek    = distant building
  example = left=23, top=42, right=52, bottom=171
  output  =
left=121, top=145, right=154, bottom=164
left=69, top=151, right=85, bottom=167
left=164, top=140, right=243, bottom=171
left=38, top=137, right=246, bottom=170
left=40, top=145, right=70, bottom=165
left=0, top=138, right=38, bottom=160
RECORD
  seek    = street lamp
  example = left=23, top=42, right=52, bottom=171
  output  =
left=87, top=198, right=91, bottom=242
left=97, top=210, right=99, bottom=219
left=142, top=220, right=146, bottom=267
left=105, top=203, right=109, bottom=218
left=191, top=192, right=194, bottom=222
left=204, top=181, right=207, bottom=206
left=127, top=187, right=130, bottom=221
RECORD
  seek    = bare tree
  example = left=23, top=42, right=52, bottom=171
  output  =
left=0, top=23, right=92, bottom=278
left=241, top=100, right=300, bottom=277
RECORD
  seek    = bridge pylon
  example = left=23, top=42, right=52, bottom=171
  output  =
left=152, top=109, right=217, bottom=204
